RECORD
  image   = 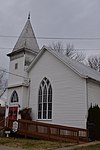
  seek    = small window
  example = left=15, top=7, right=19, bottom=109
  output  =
left=15, top=63, right=18, bottom=69
left=11, top=91, right=19, bottom=103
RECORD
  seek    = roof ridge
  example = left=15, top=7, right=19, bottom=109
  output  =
left=49, top=48, right=100, bottom=74
left=27, top=46, right=100, bottom=82
left=46, top=47, right=100, bottom=81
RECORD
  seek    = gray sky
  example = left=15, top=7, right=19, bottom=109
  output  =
left=0, top=0, right=100, bottom=69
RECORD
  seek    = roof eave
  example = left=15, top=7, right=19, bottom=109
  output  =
left=87, top=77, right=100, bottom=83
left=26, top=47, right=100, bottom=82
left=7, top=48, right=25, bottom=57
left=26, top=47, right=90, bottom=79
left=27, top=47, right=46, bottom=72
left=7, top=48, right=39, bottom=57
left=47, top=48, right=88, bottom=79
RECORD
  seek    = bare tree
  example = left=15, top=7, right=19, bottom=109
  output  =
left=88, top=55, right=100, bottom=72
left=49, top=41, right=64, bottom=54
left=48, top=42, right=85, bottom=63
left=0, top=70, right=8, bottom=98
left=64, top=43, right=74, bottom=57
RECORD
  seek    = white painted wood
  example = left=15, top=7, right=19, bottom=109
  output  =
left=6, top=17, right=100, bottom=130
left=29, top=51, right=87, bottom=128
left=7, top=87, right=22, bottom=107
left=6, top=17, right=40, bottom=120
left=87, top=80, right=100, bottom=108
left=7, top=52, right=29, bottom=122
left=7, top=47, right=100, bottom=129
left=8, top=56, right=25, bottom=86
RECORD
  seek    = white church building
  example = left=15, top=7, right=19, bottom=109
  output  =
left=6, top=15, right=100, bottom=129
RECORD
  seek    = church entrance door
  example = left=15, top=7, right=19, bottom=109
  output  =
left=9, top=107, right=18, bottom=121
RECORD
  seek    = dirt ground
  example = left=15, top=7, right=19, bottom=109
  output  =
left=0, top=146, right=25, bottom=150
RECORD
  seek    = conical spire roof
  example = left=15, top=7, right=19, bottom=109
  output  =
left=13, top=15, right=39, bottom=53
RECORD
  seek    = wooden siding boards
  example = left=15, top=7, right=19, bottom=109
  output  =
left=7, top=45, right=100, bottom=129
left=27, top=47, right=100, bottom=129
left=27, top=47, right=100, bottom=82
left=8, top=56, right=25, bottom=86
left=29, top=51, right=87, bottom=129
left=87, top=79, right=100, bottom=108
left=7, top=87, right=29, bottom=117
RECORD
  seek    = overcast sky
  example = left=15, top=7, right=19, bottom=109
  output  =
left=0, top=0, right=100, bottom=70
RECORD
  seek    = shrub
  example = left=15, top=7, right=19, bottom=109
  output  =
left=87, top=104, right=100, bottom=140
left=19, top=107, right=32, bottom=120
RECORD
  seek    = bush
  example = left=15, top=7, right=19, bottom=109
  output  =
left=19, top=108, right=32, bottom=120
left=0, top=107, right=5, bottom=120
left=87, top=104, right=100, bottom=140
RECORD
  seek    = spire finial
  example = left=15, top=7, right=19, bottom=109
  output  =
left=28, top=12, right=30, bottom=20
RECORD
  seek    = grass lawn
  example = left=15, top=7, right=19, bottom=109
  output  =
left=74, top=143, right=100, bottom=150
left=0, top=137, right=75, bottom=150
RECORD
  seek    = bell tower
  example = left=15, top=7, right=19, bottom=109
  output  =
left=6, top=15, right=39, bottom=120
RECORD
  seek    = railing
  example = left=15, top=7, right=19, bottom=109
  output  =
left=0, top=119, right=5, bottom=132
left=8, top=119, right=88, bottom=144
left=0, top=119, right=5, bottom=127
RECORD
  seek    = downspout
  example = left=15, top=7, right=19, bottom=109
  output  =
left=23, top=50, right=30, bottom=108
left=27, top=79, right=31, bottom=107
left=86, top=78, right=89, bottom=128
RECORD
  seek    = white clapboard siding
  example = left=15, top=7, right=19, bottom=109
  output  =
left=29, top=50, right=87, bottom=129
left=87, top=80, right=100, bottom=108
left=8, top=56, right=25, bottom=86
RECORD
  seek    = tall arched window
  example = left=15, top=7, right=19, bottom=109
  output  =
left=11, top=91, right=19, bottom=103
left=38, top=77, right=52, bottom=119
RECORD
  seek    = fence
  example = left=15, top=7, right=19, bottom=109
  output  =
left=8, top=119, right=88, bottom=143
left=0, top=119, right=5, bottom=127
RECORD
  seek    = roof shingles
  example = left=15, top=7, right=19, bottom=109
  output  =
left=28, top=46, right=100, bottom=82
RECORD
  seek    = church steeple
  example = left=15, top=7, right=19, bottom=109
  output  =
left=7, top=15, right=39, bottom=116
left=12, top=15, right=39, bottom=53
left=28, top=12, right=30, bottom=20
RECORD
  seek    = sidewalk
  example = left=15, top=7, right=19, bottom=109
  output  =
left=55, top=141, right=100, bottom=150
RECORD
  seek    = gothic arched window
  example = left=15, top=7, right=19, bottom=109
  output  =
left=38, top=77, right=52, bottom=119
left=11, top=91, right=19, bottom=103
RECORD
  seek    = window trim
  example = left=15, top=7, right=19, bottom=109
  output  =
left=11, top=91, right=19, bottom=103
left=38, top=77, right=52, bottom=120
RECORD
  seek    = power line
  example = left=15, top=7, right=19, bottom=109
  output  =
left=1, top=34, right=100, bottom=40
left=0, top=69, right=29, bottom=79
left=0, top=47, right=12, bottom=50
left=0, top=47, right=100, bottom=51
left=74, top=48, right=100, bottom=51
left=37, top=37, right=100, bottom=40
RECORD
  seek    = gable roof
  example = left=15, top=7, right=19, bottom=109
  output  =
left=27, top=46, right=100, bottom=82
left=13, top=17, right=39, bottom=53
